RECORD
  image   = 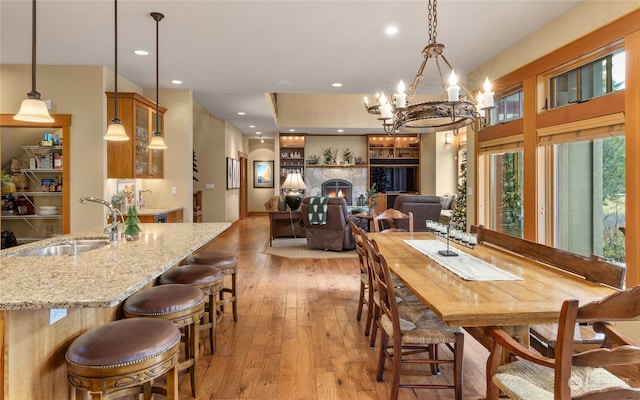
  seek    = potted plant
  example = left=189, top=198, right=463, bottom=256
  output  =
left=323, top=147, right=337, bottom=165
left=123, top=205, right=142, bottom=241
left=111, top=193, right=126, bottom=213
left=307, top=154, right=320, bottom=165
left=342, top=148, right=353, bottom=165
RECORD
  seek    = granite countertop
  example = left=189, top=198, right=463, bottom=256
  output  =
left=0, top=222, right=229, bottom=310
left=137, top=207, right=183, bottom=216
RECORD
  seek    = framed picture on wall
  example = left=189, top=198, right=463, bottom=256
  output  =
left=226, top=157, right=234, bottom=189
left=253, top=160, right=274, bottom=188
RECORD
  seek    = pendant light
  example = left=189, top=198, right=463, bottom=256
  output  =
left=14, top=0, right=54, bottom=123
left=104, top=0, right=128, bottom=141
left=147, top=12, right=167, bottom=150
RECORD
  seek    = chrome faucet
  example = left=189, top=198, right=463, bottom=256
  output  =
left=80, top=196, right=120, bottom=242
left=138, top=189, right=152, bottom=209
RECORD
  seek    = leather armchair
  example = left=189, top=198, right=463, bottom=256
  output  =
left=393, top=195, right=442, bottom=232
left=301, top=197, right=355, bottom=251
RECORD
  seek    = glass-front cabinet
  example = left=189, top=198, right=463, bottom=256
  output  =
left=107, top=92, right=166, bottom=179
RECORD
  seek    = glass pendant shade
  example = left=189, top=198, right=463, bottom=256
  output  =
left=104, top=0, right=128, bottom=141
left=148, top=133, right=167, bottom=149
left=14, top=97, right=54, bottom=123
left=14, top=0, right=54, bottom=123
left=103, top=121, right=128, bottom=141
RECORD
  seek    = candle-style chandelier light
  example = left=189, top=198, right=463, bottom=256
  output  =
left=364, top=0, right=495, bottom=134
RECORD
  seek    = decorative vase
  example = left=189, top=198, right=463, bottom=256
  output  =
left=125, top=233, right=140, bottom=241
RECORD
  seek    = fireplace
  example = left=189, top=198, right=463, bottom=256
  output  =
left=321, top=179, right=352, bottom=205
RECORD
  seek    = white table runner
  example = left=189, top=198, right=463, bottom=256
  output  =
left=404, top=240, right=522, bottom=281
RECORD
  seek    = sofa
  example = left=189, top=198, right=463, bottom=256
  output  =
left=301, top=197, right=355, bottom=251
left=393, top=195, right=443, bottom=232
left=264, top=195, right=306, bottom=239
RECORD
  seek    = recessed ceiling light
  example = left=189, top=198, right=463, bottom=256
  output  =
left=171, top=80, right=183, bottom=85
left=134, top=50, right=149, bottom=56
left=237, top=112, right=246, bottom=116
left=332, top=82, right=343, bottom=88
left=385, top=26, right=398, bottom=35
left=337, top=129, right=344, bottom=133
left=256, top=131, right=262, bottom=135
left=249, top=125, right=256, bottom=128
left=289, top=129, right=295, bottom=132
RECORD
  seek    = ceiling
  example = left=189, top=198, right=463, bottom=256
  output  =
left=0, top=1, right=582, bottom=139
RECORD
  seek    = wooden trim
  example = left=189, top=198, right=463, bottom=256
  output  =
left=478, top=119, right=524, bottom=142
left=522, top=77, right=538, bottom=241
left=0, top=113, right=71, bottom=127
left=625, top=30, right=640, bottom=286
left=537, top=113, right=625, bottom=137
left=536, top=91, right=625, bottom=129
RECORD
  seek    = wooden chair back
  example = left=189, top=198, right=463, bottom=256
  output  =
left=487, top=285, right=640, bottom=400
left=373, top=209, right=414, bottom=233
left=363, top=237, right=395, bottom=334
left=471, top=225, right=625, bottom=289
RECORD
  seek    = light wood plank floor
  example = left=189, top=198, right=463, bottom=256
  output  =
left=180, top=216, right=489, bottom=399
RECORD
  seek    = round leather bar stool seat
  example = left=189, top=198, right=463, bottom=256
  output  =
left=66, top=318, right=181, bottom=399
left=159, top=264, right=225, bottom=354
left=186, top=251, right=238, bottom=321
left=123, top=284, right=205, bottom=397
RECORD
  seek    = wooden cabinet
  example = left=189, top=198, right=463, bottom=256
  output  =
left=106, top=92, right=166, bottom=179
left=278, top=134, right=305, bottom=185
left=167, top=208, right=183, bottom=223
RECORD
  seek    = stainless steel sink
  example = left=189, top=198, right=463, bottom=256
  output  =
left=10, top=238, right=110, bottom=257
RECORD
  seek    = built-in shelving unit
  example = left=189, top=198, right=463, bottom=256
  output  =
left=278, top=133, right=305, bottom=185
left=367, top=134, right=421, bottom=212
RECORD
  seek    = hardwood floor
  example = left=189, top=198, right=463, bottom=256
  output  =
left=182, top=216, right=489, bottom=399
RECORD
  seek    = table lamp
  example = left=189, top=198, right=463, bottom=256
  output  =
left=281, top=172, right=307, bottom=211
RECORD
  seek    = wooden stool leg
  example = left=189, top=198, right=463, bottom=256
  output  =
left=209, top=291, right=217, bottom=354
left=231, top=272, right=238, bottom=321
left=166, top=363, right=179, bottom=400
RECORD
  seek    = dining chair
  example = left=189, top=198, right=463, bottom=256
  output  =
left=372, top=209, right=414, bottom=233
left=350, top=220, right=374, bottom=336
left=486, top=285, right=640, bottom=400
left=365, top=238, right=464, bottom=400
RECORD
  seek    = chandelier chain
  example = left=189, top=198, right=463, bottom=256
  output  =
left=428, top=0, right=437, bottom=44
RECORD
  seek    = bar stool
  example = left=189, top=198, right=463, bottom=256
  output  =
left=65, top=318, right=181, bottom=400
left=159, top=264, right=225, bottom=354
left=187, top=251, right=238, bottom=322
left=123, top=284, right=205, bottom=397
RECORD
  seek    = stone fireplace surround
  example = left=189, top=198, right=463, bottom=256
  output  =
left=304, top=167, right=368, bottom=206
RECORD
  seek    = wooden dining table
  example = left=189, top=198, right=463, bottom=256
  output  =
left=370, top=232, right=617, bottom=348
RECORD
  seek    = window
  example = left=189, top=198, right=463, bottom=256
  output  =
left=491, top=90, right=523, bottom=123
left=478, top=137, right=524, bottom=239
left=549, top=50, right=625, bottom=108
left=545, top=135, right=626, bottom=264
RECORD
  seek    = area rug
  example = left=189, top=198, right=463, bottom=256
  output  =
left=263, top=238, right=357, bottom=259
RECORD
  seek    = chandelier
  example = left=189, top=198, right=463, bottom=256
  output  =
left=364, top=0, right=495, bottom=134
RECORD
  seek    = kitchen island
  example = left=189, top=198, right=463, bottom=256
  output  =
left=0, top=222, right=229, bottom=400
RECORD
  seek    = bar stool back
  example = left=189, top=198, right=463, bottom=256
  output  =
left=159, top=263, right=225, bottom=354
left=123, top=284, right=205, bottom=397
left=65, top=318, right=181, bottom=400
left=187, top=251, right=238, bottom=321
